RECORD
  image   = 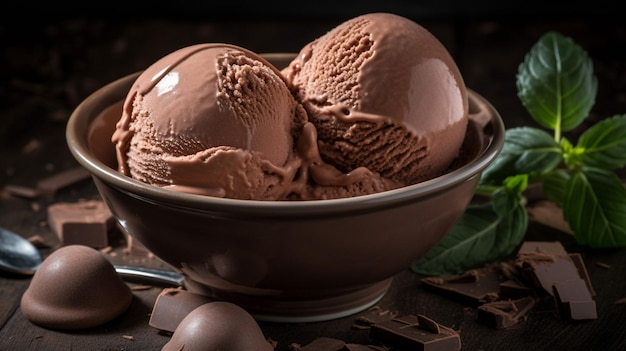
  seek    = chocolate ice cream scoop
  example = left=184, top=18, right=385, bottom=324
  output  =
left=285, top=12, right=468, bottom=185
left=20, top=245, right=132, bottom=330
left=162, top=301, right=273, bottom=351
left=112, top=44, right=307, bottom=200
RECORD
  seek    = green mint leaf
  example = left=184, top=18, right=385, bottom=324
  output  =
left=540, top=169, right=570, bottom=206
left=501, top=173, right=529, bottom=196
left=576, top=114, right=626, bottom=169
left=516, top=31, right=597, bottom=134
left=480, top=127, right=561, bottom=186
left=563, top=167, right=626, bottom=247
left=411, top=188, right=527, bottom=276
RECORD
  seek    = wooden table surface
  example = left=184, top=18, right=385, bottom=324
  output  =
left=2, top=8, right=626, bottom=351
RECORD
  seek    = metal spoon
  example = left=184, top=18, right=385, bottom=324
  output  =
left=0, top=226, right=183, bottom=287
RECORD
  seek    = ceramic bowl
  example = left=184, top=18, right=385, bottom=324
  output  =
left=66, top=54, right=504, bottom=322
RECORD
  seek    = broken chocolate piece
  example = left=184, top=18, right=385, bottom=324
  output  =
left=477, top=296, right=536, bottom=329
left=36, top=166, right=91, bottom=196
left=149, top=288, right=215, bottom=333
left=370, top=314, right=461, bottom=351
left=569, top=253, right=596, bottom=297
left=353, top=306, right=398, bottom=329
left=516, top=252, right=581, bottom=296
left=420, top=266, right=501, bottom=306
left=499, top=279, right=533, bottom=300
left=47, top=200, right=116, bottom=248
left=552, top=279, right=597, bottom=321
left=518, top=241, right=568, bottom=256
left=3, top=184, right=40, bottom=199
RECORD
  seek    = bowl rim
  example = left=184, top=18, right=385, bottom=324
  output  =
left=66, top=72, right=505, bottom=217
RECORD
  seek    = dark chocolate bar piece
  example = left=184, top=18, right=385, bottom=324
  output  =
left=516, top=253, right=581, bottom=296
left=149, top=288, right=215, bottom=332
left=552, top=279, right=597, bottom=321
left=517, top=241, right=568, bottom=256
left=568, top=253, right=596, bottom=297
left=47, top=200, right=115, bottom=248
left=477, top=296, right=536, bottom=329
left=353, top=306, right=398, bottom=328
left=37, top=166, right=91, bottom=196
left=420, top=267, right=501, bottom=306
left=370, top=314, right=461, bottom=351
left=3, top=184, right=40, bottom=199
left=499, top=279, right=534, bottom=300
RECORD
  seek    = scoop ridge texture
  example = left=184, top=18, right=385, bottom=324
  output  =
left=284, top=12, right=468, bottom=184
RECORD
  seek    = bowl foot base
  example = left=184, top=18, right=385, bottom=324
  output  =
left=184, top=278, right=393, bottom=323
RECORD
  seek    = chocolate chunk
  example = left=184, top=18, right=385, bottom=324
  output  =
left=516, top=252, right=581, bottom=296
left=518, top=241, right=568, bottom=256
left=569, top=253, right=596, bottom=297
left=552, top=279, right=597, bottom=321
left=47, top=200, right=115, bottom=248
left=499, top=279, right=533, bottom=300
left=370, top=314, right=461, bottom=351
left=420, top=266, right=501, bottom=306
left=353, top=306, right=398, bottom=329
left=37, top=166, right=91, bottom=196
left=149, top=288, right=215, bottom=333
left=3, top=184, right=40, bottom=199
left=566, top=300, right=598, bottom=320
left=477, top=296, right=536, bottom=329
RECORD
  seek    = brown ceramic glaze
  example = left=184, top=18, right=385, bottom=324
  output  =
left=66, top=54, right=504, bottom=322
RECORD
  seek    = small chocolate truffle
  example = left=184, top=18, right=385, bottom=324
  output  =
left=20, top=245, right=132, bottom=329
left=162, top=301, right=273, bottom=351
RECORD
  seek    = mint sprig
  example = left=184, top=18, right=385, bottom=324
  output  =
left=412, top=31, right=626, bottom=276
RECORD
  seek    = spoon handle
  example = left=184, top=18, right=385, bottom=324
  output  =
left=114, top=265, right=184, bottom=287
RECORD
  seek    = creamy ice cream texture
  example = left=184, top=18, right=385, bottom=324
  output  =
left=285, top=12, right=468, bottom=184
left=112, top=43, right=307, bottom=200
left=112, top=13, right=468, bottom=200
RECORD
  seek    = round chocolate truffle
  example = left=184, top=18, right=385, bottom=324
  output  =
left=20, top=245, right=132, bottom=329
left=162, top=301, right=273, bottom=351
